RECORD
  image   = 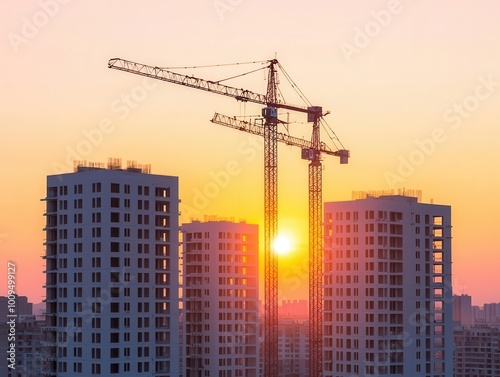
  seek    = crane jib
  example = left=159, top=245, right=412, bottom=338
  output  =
left=108, top=58, right=323, bottom=114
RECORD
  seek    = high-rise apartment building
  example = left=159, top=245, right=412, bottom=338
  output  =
left=277, top=319, right=309, bottom=377
left=182, top=220, right=259, bottom=377
left=43, top=160, right=179, bottom=376
left=323, top=195, right=453, bottom=377
left=484, top=302, right=500, bottom=324
left=1, top=296, right=39, bottom=376
left=5, top=316, right=45, bottom=377
left=454, top=324, right=500, bottom=376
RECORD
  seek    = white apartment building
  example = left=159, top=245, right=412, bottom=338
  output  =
left=323, top=195, right=453, bottom=377
left=43, top=160, right=179, bottom=376
left=182, top=220, right=259, bottom=377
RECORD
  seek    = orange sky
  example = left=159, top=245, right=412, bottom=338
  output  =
left=1, top=0, right=499, bottom=306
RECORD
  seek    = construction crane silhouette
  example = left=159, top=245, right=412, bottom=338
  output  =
left=211, top=113, right=348, bottom=377
left=108, top=57, right=349, bottom=377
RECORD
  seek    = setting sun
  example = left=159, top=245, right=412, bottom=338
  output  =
left=273, top=234, right=293, bottom=256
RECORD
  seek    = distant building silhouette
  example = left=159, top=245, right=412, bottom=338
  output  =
left=1, top=296, right=40, bottom=376
left=453, top=294, right=473, bottom=327
left=484, top=302, right=500, bottom=324
left=0, top=295, right=32, bottom=320
left=182, top=220, right=259, bottom=377
left=279, top=300, right=308, bottom=319
left=43, top=160, right=180, bottom=376
left=3, top=316, right=45, bottom=377
left=323, top=195, right=453, bottom=377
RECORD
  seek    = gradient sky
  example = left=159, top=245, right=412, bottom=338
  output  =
left=1, top=0, right=499, bottom=306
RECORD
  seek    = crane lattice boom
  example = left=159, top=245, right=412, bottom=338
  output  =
left=108, top=58, right=320, bottom=115
left=211, top=113, right=349, bottom=160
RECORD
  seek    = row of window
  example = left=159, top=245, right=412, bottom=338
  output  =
left=185, top=232, right=248, bottom=241
left=52, top=183, right=170, bottom=197
left=53, top=242, right=170, bottom=256
left=56, top=360, right=151, bottom=374
left=329, top=211, right=443, bottom=225
left=54, top=198, right=171, bottom=212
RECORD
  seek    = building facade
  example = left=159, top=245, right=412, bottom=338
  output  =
left=454, top=325, right=500, bottom=376
left=6, top=316, right=45, bottom=377
left=484, top=303, right=500, bottom=324
left=277, top=319, right=309, bottom=377
left=182, top=220, right=259, bottom=377
left=323, top=195, right=453, bottom=377
left=452, top=294, right=473, bottom=327
left=43, top=160, right=179, bottom=376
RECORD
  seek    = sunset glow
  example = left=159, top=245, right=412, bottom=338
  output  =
left=0, top=1, right=499, bottom=307
left=274, top=234, right=293, bottom=256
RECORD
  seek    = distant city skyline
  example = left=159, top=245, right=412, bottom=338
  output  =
left=1, top=2, right=500, bottom=306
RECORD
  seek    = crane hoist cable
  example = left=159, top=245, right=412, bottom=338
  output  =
left=214, top=65, right=268, bottom=84
left=159, top=59, right=268, bottom=70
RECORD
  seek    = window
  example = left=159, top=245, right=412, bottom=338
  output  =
left=155, top=187, right=170, bottom=197
left=91, top=347, right=101, bottom=359
left=92, top=272, right=101, bottom=283
left=92, top=318, right=101, bottom=329
left=92, top=333, right=101, bottom=343
left=110, top=363, right=119, bottom=373
left=92, top=197, right=101, bottom=208
left=111, top=183, right=120, bottom=193
left=92, top=363, right=101, bottom=374
left=110, top=197, right=120, bottom=208
left=433, top=216, right=443, bottom=225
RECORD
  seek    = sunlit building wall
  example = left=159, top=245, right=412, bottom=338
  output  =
left=182, top=220, right=259, bottom=377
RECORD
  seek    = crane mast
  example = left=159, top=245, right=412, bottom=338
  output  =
left=108, top=58, right=349, bottom=377
left=263, top=60, right=279, bottom=377
left=309, top=113, right=323, bottom=377
left=211, top=112, right=349, bottom=377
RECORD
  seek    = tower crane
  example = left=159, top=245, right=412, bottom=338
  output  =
left=108, top=57, right=349, bottom=377
left=211, top=113, right=348, bottom=377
